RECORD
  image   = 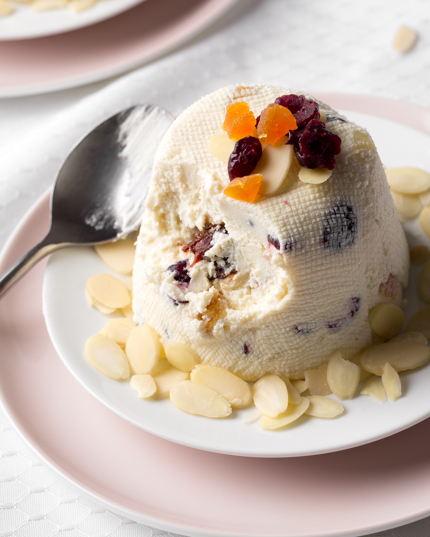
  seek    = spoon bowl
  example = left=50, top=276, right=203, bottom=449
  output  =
left=0, top=104, right=174, bottom=296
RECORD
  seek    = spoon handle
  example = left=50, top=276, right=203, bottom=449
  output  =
left=0, top=236, right=63, bottom=298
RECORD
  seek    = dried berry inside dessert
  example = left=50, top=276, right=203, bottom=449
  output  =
left=167, top=260, right=191, bottom=284
left=287, top=119, right=341, bottom=170
left=257, top=103, right=297, bottom=145
left=224, top=174, right=262, bottom=203
left=322, top=202, right=357, bottom=251
left=223, top=101, right=256, bottom=140
left=182, top=224, right=227, bottom=265
left=228, top=136, right=262, bottom=180
left=275, top=94, right=320, bottom=129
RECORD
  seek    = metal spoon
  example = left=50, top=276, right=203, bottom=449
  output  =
left=0, top=104, right=174, bottom=297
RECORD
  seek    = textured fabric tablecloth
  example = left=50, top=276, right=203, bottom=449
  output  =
left=1, top=0, right=430, bottom=535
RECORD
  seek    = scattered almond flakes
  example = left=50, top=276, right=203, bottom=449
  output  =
left=393, top=25, right=418, bottom=53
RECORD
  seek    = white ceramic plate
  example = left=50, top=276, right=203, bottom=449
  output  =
left=43, top=109, right=430, bottom=458
left=0, top=0, right=144, bottom=40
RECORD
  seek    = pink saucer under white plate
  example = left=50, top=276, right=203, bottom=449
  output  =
left=2, top=95, right=430, bottom=536
left=0, top=0, right=237, bottom=97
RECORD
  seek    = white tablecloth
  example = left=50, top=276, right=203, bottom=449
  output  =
left=1, top=0, right=430, bottom=535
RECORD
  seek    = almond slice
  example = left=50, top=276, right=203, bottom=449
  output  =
left=85, top=289, right=116, bottom=315
left=298, top=166, right=332, bottom=185
left=209, top=133, right=236, bottom=163
left=0, top=1, right=14, bottom=16
left=130, top=375, right=157, bottom=398
left=386, top=167, right=430, bottom=194
left=360, top=341, right=430, bottom=375
left=164, top=341, right=200, bottom=372
left=368, top=303, right=404, bottom=339
left=360, top=377, right=387, bottom=402
left=393, top=26, right=418, bottom=53
left=85, top=334, right=130, bottom=380
left=390, top=331, right=428, bottom=346
left=259, top=398, right=309, bottom=430
left=153, top=367, right=189, bottom=399
left=95, top=238, right=136, bottom=275
left=304, top=363, right=331, bottom=396
left=284, top=378, right=302, bottom=404
left=99, top=318, right=136, bottom=346
left=327, top=351, right=360, bottom=400
left=390, top=190, right=422, bottom=220
left=252, top=375, right=289, bottom=417
left=190, top=364, right=251, bottom=408
left=406, top=305, right=430, bottom=337
left=381, top=363, right=402, bottom=401
left=419, top=207, right=430, bottom=239
left=170, top=381, right=232, bottom=418
left=125, top=324, right=162, bottom=374
left=291, top=379, right=308, bottom=394
left=86, top=274, right=130, bottom=309
left=253, top=137, right=294, bottom=195
left=305, top=396, right=344, bottom=418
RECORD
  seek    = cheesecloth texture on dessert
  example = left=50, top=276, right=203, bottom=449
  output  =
left=132, top=84, right=409, bottom=380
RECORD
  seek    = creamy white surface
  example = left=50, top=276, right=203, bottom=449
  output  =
left=133, top=84, right=409, bottom=380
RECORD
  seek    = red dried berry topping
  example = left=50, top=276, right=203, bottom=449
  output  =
left=287, top=119, right=341, bottom=170
left=275, top=94, right=320, bottom=129
left=228, top=136, right=262, bottom=180
left=167, top=260, right=191, bottom=284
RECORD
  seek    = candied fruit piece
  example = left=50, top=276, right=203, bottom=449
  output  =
left=275, top=94, right=320, bottom=129
left=223, top=102, right=256, bottom=140
left=224, top=174, right=262, bottom=203
left=228, top=136, right=262, bottom=180
left=257, top=103, right=297, bottom=145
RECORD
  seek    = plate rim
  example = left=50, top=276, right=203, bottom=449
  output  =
left=0, top=0, right=239, bottom=98
left=0, top=0, right=145, bottom=41
left=2, top=93, right=430, bottom=537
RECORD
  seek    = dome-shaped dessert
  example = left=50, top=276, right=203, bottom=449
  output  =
left=132, top=84, right=409, bottom=380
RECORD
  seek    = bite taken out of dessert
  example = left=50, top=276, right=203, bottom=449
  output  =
left=84, top=84, right=430, bottom=430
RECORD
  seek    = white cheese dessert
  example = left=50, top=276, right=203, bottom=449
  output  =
left=132, top=84, right=409, bottom=381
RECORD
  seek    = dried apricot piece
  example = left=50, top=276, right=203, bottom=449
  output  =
left=222, top=102, right=255, bottom=140
left=257, top=103, right=297, bottom=145
left=224, top=174, right=262, bottom=203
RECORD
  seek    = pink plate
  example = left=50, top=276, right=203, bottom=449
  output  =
left=2, top=94, right=430, bottom=536
left=0, top=0, right=237, bottom=97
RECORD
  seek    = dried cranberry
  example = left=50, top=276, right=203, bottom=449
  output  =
left=349, top=296, right=361, bottom=317
left=287, top=119, right=341, bottom=170
left=267, top=235, right=280, bottom=250
left=228, top=136, right=262, bottom=180
left=322, top=202, right=357, bottom=251
left=167, top=259, right=190, bottom=284
left=243, top=342, right=252, bottom=354
left=183, top=224, right=227, bottom=266
left=275, top=94, right=320, bottom=130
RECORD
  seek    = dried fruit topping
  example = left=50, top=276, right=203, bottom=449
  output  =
left=182, top=224, right=227, bottom=265
left=322, top=202, right=357, bottom=251
left=228, top=136, right=262, bottom=180
left=275, top=94, right=320, bottom=129
left=224, top=174, right=262, bottom=203
left=257, top=103, right=297, bottom=145
left=287, top=119, right=341, bottom=170
left=167, top=259, right=191, bottom=284
left=223, top=101, right=256, bottom=140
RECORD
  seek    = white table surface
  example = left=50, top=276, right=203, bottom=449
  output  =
left=1, top=0, right=430, bottom=535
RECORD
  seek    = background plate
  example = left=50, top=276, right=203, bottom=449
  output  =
left=0, top=0, right=144, bottom=41
left=42, top=105, right=430, bottom=458
left=0, top=0, right=237, bottom=97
